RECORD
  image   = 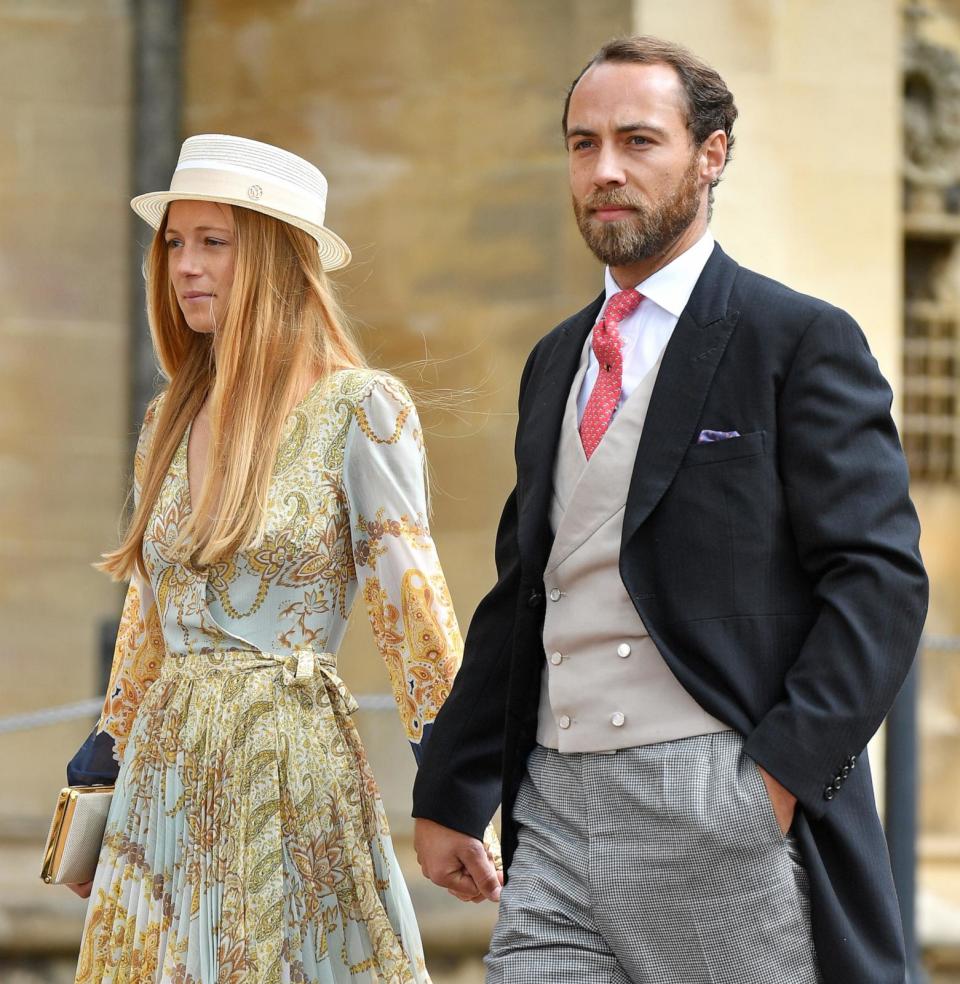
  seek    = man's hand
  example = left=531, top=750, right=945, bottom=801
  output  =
left=756, top=764, right=797, bottom=836
left=414, top=818, right=502, bottom=903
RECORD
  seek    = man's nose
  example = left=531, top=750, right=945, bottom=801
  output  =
left=592, top=146, right=627, bottom=187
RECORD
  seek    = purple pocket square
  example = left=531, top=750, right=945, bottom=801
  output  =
left=697, top=429, right=741, bottom=444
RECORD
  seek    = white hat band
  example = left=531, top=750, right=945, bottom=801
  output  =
left=169, top=168, right=328, bottom=227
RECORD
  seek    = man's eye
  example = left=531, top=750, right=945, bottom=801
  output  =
left=629, top=136, right=649, bottom=145
left=572, top=139, right=595, bottom=151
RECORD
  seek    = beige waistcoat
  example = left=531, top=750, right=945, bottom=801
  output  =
left=537, top=339, right=730, bottom=752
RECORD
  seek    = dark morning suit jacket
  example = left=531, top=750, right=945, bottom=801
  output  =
left=412, top=243, right=928, bottom=984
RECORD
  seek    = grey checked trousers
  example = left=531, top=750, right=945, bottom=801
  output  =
left=486, top=732, right=822, bottom=983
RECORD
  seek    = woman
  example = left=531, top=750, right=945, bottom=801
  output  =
left=65, top=134, right=492, bottom=983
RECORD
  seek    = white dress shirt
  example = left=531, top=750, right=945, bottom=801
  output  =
left=577, top=231, right=716, bottom=423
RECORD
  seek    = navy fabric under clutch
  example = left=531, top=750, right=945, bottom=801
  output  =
left=67, top=727, right=120, bottom=787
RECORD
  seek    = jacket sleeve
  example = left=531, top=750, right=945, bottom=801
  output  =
left=411, top=346, right=539, bottom=839
left=66, top=396, right=166, bottom=785
left=742, top=307, right=928, bottom=819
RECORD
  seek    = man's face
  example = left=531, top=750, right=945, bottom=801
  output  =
left=566, top=61, right=707, bottom=268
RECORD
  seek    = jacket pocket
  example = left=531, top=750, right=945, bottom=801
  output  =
left=680, top=429, right=765, bottom=467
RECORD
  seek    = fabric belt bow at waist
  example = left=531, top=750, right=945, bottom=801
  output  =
left=163, top=648, right=361, bottom=715
left=247, top=650, right=361, bottom=716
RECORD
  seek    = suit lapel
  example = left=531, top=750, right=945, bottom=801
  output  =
left=517, top=292, right=605, bottom=575
left=621, top=244, right=741, bottom=549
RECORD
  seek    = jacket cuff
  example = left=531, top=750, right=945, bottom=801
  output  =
left=742, top=713, right=860, bottom=822
left=411, top=775, right=497, bottom=841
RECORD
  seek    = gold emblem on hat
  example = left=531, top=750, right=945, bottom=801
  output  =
left=247, top=184, right=263, bottom=200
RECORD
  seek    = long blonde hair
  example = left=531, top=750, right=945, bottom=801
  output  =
left=100, top=205, right=366, bottom=580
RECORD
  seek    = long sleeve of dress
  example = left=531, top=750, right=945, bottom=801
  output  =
left=67, top=397, right=166, bottom=784
left=342, top=375, right=464, bottom=766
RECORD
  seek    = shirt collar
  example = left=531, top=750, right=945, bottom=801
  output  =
left=603, top=229, right=715, bottom=320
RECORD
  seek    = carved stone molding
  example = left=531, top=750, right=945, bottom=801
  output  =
left=904, top=35, right=960, bottom=208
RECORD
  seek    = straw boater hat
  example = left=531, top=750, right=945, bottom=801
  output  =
left=130, top=134, right=351, bottom=272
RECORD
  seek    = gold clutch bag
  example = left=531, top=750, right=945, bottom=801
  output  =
left=40, top=785, right=114, bottom=885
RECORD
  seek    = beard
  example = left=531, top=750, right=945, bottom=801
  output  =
left=573, top=155, right=702, bottom=267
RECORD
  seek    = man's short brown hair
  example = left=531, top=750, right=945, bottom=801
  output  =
left=562, top=36, right=738, bottom=176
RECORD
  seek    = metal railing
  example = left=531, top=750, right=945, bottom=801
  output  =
left=0, top=615, right=399, bottom=737
left=886, top=633, right=958, bottom=983
left=0, top=692, right=397, bottom=736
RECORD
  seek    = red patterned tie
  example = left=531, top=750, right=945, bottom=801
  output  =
left=579, top=288, right=643, bottom=459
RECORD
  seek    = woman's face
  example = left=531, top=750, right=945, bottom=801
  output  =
left=164, top=200, right=236, bottom=335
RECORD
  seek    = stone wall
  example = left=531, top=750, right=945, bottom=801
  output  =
left=0, top=0, right=132, bottom=829
left=635, top=0, right=903, bottom=390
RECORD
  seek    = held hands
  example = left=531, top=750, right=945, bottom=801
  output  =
left=756, top=764, right=797, bottom=835
left=414, top=818, right=503, bottom=903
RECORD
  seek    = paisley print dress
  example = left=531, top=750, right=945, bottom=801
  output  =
left=68, top=370, right=466, bottom=984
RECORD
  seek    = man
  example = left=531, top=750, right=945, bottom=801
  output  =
left=413, top=36, right=927, bottom=984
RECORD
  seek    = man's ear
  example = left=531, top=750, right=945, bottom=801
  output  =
left=700, top=129, right=728, bottom=187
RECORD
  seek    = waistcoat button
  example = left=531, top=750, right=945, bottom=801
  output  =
left=549, top=588, right=562, bottom=602
left=611, top=711, right=625, bottom=727
left=549, top=652, right=563, bottom=665
left=617, top=643, right=631, bottom=658
left=558, top=715, right=571, bottom=729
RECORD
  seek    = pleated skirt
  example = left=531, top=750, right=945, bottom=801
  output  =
left=75, top=650, right=431, bottom=984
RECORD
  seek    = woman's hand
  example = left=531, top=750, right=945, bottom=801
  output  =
left=65, top=881, right=93, bottom=898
